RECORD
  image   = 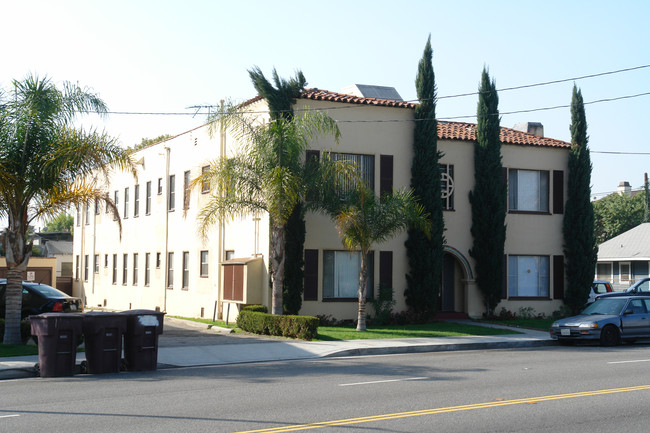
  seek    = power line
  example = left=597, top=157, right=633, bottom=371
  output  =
left=89, top=63, right=650, bottom=117
left=434, top=64, right=650, bottom=101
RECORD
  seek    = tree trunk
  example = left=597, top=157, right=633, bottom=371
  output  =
left=3, top=227, right=31, bottom=345
left=356, top=252, right=368, bottom=331
left=270, top=224, right=286, bottom=315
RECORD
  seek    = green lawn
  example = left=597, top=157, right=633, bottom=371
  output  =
left=315, top=321, right=521, bottom=341
left=0, top=344, right=38, bottom=358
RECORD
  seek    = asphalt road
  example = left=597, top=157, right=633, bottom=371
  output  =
left=2, top=344, right=650, bottom=432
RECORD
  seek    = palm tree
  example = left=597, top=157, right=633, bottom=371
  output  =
left=194, top=107, right=341, bottom=315
left=0, top=75, right=134, bottom=345
left=330, top=186, right=430, bottom=331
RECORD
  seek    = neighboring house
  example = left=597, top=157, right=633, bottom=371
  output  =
left=73, top=86, right=571, bottom=320
left=596, top=222, right=650, bottom=291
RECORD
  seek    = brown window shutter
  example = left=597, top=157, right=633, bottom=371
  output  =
left=379, top=251, right=393, bottom=290
left=553, top=170, right=564, bottom=214
left=502, top=255, right=508, bottom=299
left=380, top=155, right=393, bottom=197
left=503, top=168, right=509, bottom=211
left=303, top=249, right=319, bottom=301
left=553, top=255, right=565, bottom=299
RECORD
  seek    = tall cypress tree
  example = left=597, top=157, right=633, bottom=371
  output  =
left=405, top=36, right=444, bottom=316
left=248, top=67, right=307, bottom=314
left=468, top=68, right=507, bottom=316
left=563, top=85, right=597, bottom=313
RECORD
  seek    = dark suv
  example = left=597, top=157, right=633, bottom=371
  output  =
left=0, top=279, right=84, bottom=319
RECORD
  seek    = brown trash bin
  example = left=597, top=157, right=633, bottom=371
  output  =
left=30, top=313, right=84, bottom=377
left=120, top=310, right=165, bottom=371
left=82, top=312, right=127, bottom=374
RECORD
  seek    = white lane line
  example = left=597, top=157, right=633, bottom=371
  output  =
left=339, top=377, right=429, bottom=387
left=0, top=415, right=20, bottom=419
left=608, top=359, right=650, bottom=364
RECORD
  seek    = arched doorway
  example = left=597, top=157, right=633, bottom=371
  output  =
left=440, top=247, right=472, bottom=314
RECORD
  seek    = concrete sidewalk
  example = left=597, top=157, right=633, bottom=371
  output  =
left=0, top=318, right=554, bottom=380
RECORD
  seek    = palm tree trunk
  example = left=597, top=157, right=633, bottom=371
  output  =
left=356, top=252, right=368, bottom=331
left=2, top=227, right=31, bottom=345
left=270, top=224, right=285, bottom=315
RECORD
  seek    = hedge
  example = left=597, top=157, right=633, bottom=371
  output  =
left=241, top=304, right=268, bottom=313
left=236, top=310, right=318, bottom=340
left=0, top=319, right=33, bottom=344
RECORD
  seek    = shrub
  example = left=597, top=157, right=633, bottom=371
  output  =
left=370, top=284, right=396, bottom=326
left=0, top=318, right=33, bottom=344
left=241, top=304, right=268, bottom=313
left=314, top=314, right=337, bottom=326
left=236, top=311, right=318, bottom=340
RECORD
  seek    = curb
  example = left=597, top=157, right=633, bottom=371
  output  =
left=324, top=339, right=556, bottom=358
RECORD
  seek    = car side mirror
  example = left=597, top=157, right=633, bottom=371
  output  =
left=624, top=309, right=634, bottom=315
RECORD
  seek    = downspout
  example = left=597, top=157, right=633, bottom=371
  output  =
left=163, top=146, right=170, bottom=312
left=218, top=100, right=225, bottom=319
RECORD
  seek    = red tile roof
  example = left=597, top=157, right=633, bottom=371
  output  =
left=245, top=88, right=571, bottom=149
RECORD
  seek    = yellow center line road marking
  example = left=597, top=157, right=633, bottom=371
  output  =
left=234, top=384, right=650, bottom=433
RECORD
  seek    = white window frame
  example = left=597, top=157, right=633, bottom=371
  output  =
left=322, top=250, right=374, bottom=299
left=508, top=169, right=549, bottom=212
left=507, top=255, right=550, bottom=298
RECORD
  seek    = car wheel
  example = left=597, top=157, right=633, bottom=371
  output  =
left=600, top=325, right=620, bottom=347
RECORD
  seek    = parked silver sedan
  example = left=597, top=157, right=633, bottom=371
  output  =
left=549, top=296, right=650, bottom=346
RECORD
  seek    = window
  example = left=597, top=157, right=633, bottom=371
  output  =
left=323, top=251, right=374, bottom=299
left=93, top=254, right=99, bottom=274
left=331, top=153, right=375, bottom=193
left=200, top=250, right=209, bottom=277
left=183, top=170, right=191, bottom=210
left=134, top=184, right=140, bottom=217
left=122, top=253, right=128, bottom=285
left=156, top=252, right=161, bottom=268
left=168, top=175, right=175, bottom=211
left=509, top=169, right=549, bottom=212
left=113, top=191, right=119, bottom=220
left=112, top=254, right=117, bottom=284
left=620, top=262, right=631, bottom=282
left=508, top=255, right=549, bottom=297
left=133, top=253, right=138, bottom=285
left=85, top=203, right=90, bottom=225
left=182, top=251, right=189, bottom=289
left=596, top=263, right=612, bottom=281
left=201, top=166, right=210, bottom=193
left=145, top=253, right=151, bottom=286
left=76, top=206, right=81, bottom=227
left=167, top=252, right=174, bottom=288
left=94, top=199, right=100, bottom=215
left=75, top=255, right=80, bottom=280
left=146, top=181, right=152, bottom=215
left=124, top=187, right=129, bottom=218
left=84, top=255, right=89, bottom=281
left=225, top=250, right=235, bottom=261
left=440, top=164, right=455, bottom=210
left=104, top=254, right=108, bottom=268
left=157, top=178, right=163, bottom=195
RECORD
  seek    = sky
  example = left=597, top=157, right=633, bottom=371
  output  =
left=2, top=0, right=649, bottom=198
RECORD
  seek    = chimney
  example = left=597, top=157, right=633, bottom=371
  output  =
left=513, top=122, right=544, bottom=137
left=618, top=181, right=632, bottom=196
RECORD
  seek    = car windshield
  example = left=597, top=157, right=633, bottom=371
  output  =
left=627, top=279, right=650, bottom=293
left=582, top=298, right=628, bottom=316
left=24, top=283, right=69, bottom=298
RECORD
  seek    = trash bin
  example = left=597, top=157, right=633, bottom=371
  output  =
left=82, top=312, right=127, bottom=374
left=121, top=310, right=165, bottom=371
left=30, top=313, right=84, bottom=377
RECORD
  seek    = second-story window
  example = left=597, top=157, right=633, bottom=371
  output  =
left=134, top=184, right=140, bottom=217
left=168, top=175, right=175, bottom=211
left=124, top=187, right=129, bottom=218
left=440, top=164, right=455, bottom=210
left=146, top=181, right=152, bottom=215
left=183, top=171, right=191, bottom=210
